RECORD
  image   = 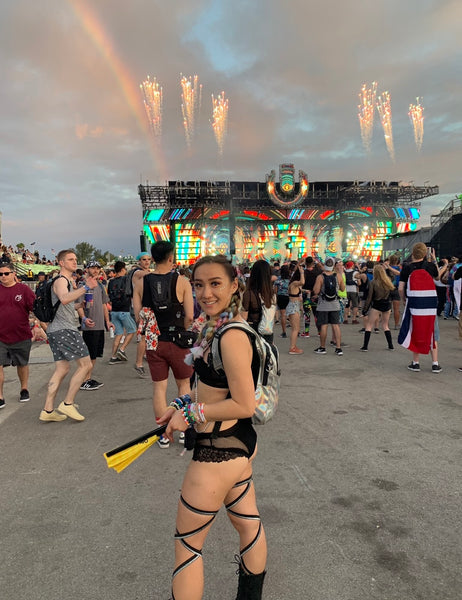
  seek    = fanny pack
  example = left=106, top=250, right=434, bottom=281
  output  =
left=169, top=330, right=198, bottom=349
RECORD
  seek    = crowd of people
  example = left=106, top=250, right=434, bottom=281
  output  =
left=1, top=240, right=461, bottom=599
left=0, top=243, right=56, bottom=266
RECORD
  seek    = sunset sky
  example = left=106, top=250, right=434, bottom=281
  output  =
left=1, top=0, right=461, bottom=257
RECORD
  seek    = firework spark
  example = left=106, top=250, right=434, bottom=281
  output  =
left=358, top=81, right=377, bottom=152
left=140, top=76, right=163, bottom=137
left=409, top=98, right=424, bottom=152
left=180, top=74, right=202, bottom=147
left=376, top=91, right=395, bottom=162
left=211, top=92, right=229, bottom=155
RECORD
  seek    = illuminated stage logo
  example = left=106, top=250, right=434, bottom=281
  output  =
left=266, top=164, right=309, bottom=207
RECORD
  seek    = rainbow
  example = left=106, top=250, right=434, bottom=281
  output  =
left=68, top=0, right=168, bottom=180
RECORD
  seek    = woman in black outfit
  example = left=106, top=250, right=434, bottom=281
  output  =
left=241, top=259, right=276, bottom=344
left=360, top=264, right=395, bottom=351
left=158, top=255, right=267, bottom=600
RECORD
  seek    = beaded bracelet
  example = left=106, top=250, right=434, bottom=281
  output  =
left=182, top=402, right=206, bottom=426
left=169, top=394, right=191, bottom=411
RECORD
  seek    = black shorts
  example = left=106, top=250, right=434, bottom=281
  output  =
left=82, top=330, right=105, bottom=360
left=0, top=339, right=32, bottom=367
left=389, top=289, right=400, bottom=302
left=277, top=295, right=290, bottom=310
left=371, top=299, right=391, bottom=313
left=316, top=310, right=340, bottom=326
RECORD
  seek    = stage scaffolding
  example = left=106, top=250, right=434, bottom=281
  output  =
left=138, top=179, right=439, bottom=262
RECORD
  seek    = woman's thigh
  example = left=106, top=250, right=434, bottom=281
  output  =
left=177, top=458, right=251, bottom=535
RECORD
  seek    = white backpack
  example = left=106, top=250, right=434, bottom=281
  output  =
left=211, top=321, right=280, bottom=424
left=257, top=294, right=276, bottom=335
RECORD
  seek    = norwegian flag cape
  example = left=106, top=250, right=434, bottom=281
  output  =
left=398, top=268, right=437, bottom=354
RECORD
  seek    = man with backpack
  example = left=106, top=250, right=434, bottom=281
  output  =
left=127, top=252, right=153, bottom=378
left=0, top=262, right=36, bottom=408
left=343, top=260, right=360, bottom=324
left=40, top=249, right=98, bottom=422
left=312, top=257, right=346, bottom=355
left=107, top=261, right=137, bottom=364
left=133, top=241, right=194, bottom=448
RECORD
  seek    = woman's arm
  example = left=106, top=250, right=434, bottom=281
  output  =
left=363, top=280, right=374, bottom=314
left=161, top=328, right=255, bottom=440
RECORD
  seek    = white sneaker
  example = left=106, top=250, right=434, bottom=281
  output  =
left=157, top=436, right=170, bottom=449
left=179, top=432, right=185, bottom=444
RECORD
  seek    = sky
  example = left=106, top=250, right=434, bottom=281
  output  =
left=0, top=0, right=461, bottom=258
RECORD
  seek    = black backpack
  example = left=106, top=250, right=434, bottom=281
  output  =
left=147, top=272, right=176, bottom=313
left=108, top=275, right=127, bottom=304
left=321, top=273, right=338, bottom=301
left=33, top=275, right=69, bottom=322
left=124, top=267, right=141, bottom=298
left=345, top=270, right=356, bottom=287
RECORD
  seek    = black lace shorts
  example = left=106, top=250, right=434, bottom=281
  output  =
left=192, top=420, right=256, bottom=463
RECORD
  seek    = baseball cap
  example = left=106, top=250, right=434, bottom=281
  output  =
left=136, top=252, right=151, bottom=261
left=38, top=271, right=46, bottom=276
left=324, top=257, right=334, bottom=271
left=87, top=261, right=101, bottom=268
left=345, top=261, right=354, bottom=269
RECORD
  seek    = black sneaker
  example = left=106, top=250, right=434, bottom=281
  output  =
left=314, top=347, right=327, bottom=354
left=431, top=364, right=442, bottom=373
left=334, top=348, right=343, bottom=356
left=19, top=389, right=30, bottom=402
left=360, top=347, right=368, bottom=352
left=117, top=348, right=128, bottom=361
left=407, top=363, right=420, bottom=372
left=374, top=328, right=380, bottom=334
left=89, top=379, right=104, bottom=389
left=108, top=356, right=124, bottom=365
left=134, top=365, right=149, bottom=378
left=279, top=333, right=287, bottom=338
left=0, top=399, right=5, bottom=409
left=80, top=380, right=100, bottom=391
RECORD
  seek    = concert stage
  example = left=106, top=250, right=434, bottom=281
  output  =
left=138, top=164, right=439, bottom=263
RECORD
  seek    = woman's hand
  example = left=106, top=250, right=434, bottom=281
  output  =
left=157, top=407, right=188, bottom=442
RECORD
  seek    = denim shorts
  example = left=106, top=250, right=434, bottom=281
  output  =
left=110, top=311, right=137, bottom=335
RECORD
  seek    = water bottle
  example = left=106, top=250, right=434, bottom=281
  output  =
left=109, top=327, right=115, bottom=338
left=84, top=287, right=93, bottom=317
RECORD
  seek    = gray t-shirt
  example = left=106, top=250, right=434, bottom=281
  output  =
left=316, top=273, right=341, bottom=312
left=47, top=277, right=79, bottom=333
left=80, top=282, right=109, bottom=331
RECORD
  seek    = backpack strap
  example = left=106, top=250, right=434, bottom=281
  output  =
left=211, top=321, right=262, bottom=388
left=51, top=275, right=71, bottom=315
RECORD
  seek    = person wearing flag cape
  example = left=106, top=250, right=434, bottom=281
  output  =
left=398, top=243, right=441, bottom=372
left=157, top=255, right=267, bottom=600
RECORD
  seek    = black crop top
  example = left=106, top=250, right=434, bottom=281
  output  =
left=194, top=355, right=229, bottom=389
left=193, top=330, right=260, bottom=392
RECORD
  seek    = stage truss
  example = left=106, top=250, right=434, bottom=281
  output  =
left=138, top=178, right=439, bottom=263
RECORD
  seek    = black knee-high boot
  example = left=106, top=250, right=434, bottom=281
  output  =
left=236, top=566, right=266, bottom=600
left=361, top=330, right=371, bottom=351
left=384, top=330, right=394, bottom=349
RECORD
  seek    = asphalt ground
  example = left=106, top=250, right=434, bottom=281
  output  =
left=1, top=318, right=461, bottom=600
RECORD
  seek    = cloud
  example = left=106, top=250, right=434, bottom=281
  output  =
left=0, top=0, right=461, bottom=257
